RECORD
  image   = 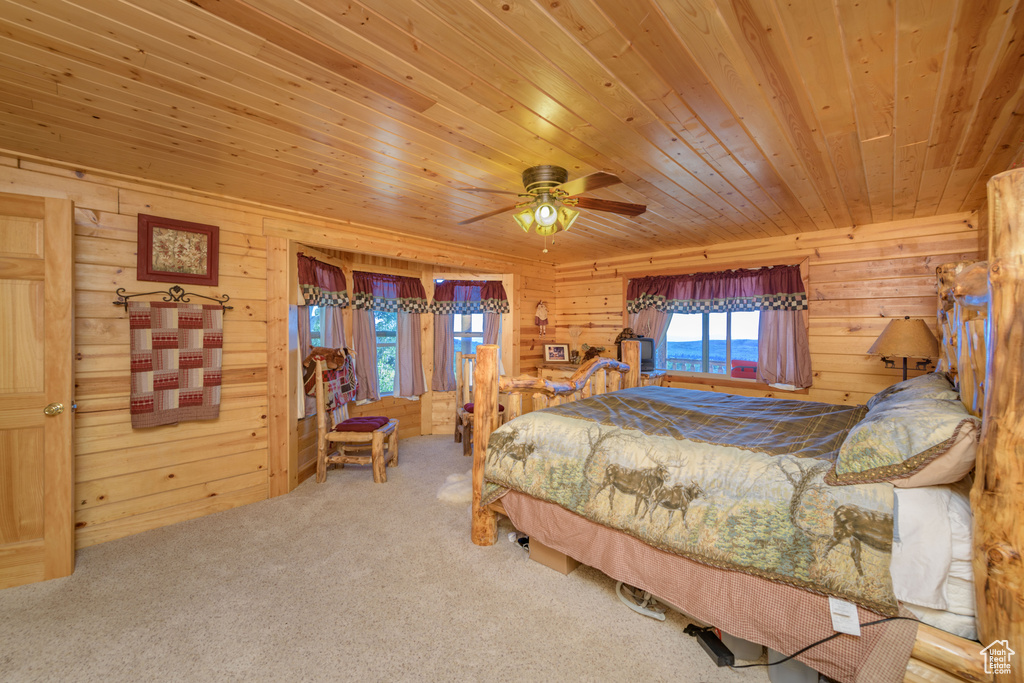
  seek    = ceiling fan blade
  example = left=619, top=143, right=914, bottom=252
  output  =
left=573, top=196, right=647, bottom=217
left=458, top=187, right=521, bottom=196
left=458, top=204, right=519, bottom=225
left=557, top=172, right=622, bottom=197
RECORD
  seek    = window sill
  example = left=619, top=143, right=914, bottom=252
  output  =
left=664, top=371, right=809, bottom=394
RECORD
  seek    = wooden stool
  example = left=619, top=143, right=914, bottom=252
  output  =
left=318, top=417, right=399, bottom=484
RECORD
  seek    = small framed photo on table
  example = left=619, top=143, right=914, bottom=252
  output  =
left=137, top=214, right=219, bottom=286
left=544, top=344, right=570, bottom=362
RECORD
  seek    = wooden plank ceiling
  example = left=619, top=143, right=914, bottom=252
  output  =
left=0, top=0, right=1021, bottom=263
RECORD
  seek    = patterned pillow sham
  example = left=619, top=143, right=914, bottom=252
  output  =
left=865, top=372, right=960, bottom=411
left=826, top=397, right=980, bottom=486
left=891, top=420, right=978, bottom=487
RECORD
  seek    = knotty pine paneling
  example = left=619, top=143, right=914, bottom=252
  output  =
left=19, top=165, right=275, bottom=549
left=554, top=212, right=981, bottom=406
left=1, top=154, right=548, bottom=547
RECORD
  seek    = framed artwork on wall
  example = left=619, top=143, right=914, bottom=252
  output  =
left=137, top=213, right=219, bottom=287
left=544, top=344, right=570, bottom=363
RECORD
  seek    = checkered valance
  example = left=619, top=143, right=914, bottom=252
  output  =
left=298, top=253, right=348, bottom=307
left=626, top=265, right=808, bottom=314
left=429, top=280, right=509, bottom=315
left=352, top=271, right=429, bottom=313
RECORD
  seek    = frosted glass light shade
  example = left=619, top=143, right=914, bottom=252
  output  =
left=534, top=200, right=558, bottom=227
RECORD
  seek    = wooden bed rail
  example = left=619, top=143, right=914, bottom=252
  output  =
left=498, top=356, right=631, bottom=420
left=470, top=341, right=641, bottom=546
left=937, top=260, right=988, bottom=416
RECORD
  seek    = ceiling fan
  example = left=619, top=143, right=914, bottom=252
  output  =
left=457, top=165, right=647, bottom=236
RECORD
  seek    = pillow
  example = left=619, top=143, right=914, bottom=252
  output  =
left=334, top=416, right=389, bottom=432
left=891, top=421, right=978, bottom=487
left=865, top=372, right=960, bottom=411
left=826, top=398, right=980, bottom=486
left=464, top=403, right=505, bottom=413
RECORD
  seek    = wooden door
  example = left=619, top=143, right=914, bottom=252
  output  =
left=0, top=193, right=74, bottom=589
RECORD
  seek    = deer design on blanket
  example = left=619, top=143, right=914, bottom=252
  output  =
left=823, top=504, right=893, bottom=576
left=596, top=463, right=669, bottom=516
left=489, top=427, right=535, bottom=472
left=646, top=480, right=704, bottom=525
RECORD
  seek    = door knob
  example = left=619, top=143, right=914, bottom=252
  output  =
left=43, top=402, right=64, bottom=416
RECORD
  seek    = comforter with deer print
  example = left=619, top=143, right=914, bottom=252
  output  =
left=483, top=385, right=899, bottom=615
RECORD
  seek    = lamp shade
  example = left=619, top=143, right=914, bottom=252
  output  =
left=512, top=208, right=535, bottom=232
left=868, top=317, right=939, bottom=358
left=558, top=205, right=580, bottom=231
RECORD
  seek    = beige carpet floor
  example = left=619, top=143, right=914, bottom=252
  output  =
left=0, top=436, right=770, bottom=682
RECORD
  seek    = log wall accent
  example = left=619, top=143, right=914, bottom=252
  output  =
left=1, top=153, right=554, bottom=545
left=554, top=213, right=982, bottom=406
left=973, top=169, right=1024, bottom=669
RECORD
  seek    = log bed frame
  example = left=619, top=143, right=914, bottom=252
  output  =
left=469, top=169, right=1024, bottom=683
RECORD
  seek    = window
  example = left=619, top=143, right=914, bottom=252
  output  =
left=309, top=305, right=324, bottom=346
left=375, top=310, right=397, bottom=395
left=453, top=313, right=484, bottom=365
left=663, top=310, right=760, bottom=376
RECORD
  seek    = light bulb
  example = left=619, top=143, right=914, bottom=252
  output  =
left=534, top=201, right=558, bottom=227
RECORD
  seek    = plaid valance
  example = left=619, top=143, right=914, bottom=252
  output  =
left=298, top=253, right=349, bottom=307
left=430, top=280, right=509, bottom=315
left=627, top=265, right=808, bottom=314
left=352, top=271, right=430, bottom=313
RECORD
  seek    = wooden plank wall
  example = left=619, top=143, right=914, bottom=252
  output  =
left=0, top=153, right=555, bottom=546
left=554, top=213, right=981, bottom=406
left=0, top=162, right=275, bottom=550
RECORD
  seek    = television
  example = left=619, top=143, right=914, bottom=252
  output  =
left=618, top=337, right=655, bottom=372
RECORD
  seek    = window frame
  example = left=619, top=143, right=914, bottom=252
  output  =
left=660, top=310, right=759, bottom=380
left=308, top=304, right=324, bottom=347
left=621, top=262, right=809, bottom=389
left=374, top=309, right=398, bottom=397
left=434, top=275, right=512, bottom=383
left=453, top=312, right=485, bottom=362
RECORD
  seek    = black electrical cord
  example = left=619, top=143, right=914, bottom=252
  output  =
left=727, top=615, right=921, bottom=670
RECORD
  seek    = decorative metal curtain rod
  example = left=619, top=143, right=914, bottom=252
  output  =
left=113, top=285, right=233, bottom=312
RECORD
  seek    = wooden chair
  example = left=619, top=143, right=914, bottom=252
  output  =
left=314, top=358, right=398, bottom=483
left=454, top=352, right=504, bottom=456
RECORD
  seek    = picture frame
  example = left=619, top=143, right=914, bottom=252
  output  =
left=544, top=344, right=570, bottom=363
left=137, top=213, right=219, bottom=287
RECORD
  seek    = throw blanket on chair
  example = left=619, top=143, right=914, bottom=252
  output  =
left=129, top=301, right=223, bottom=429
left=303, top=347, right=358, bottom=424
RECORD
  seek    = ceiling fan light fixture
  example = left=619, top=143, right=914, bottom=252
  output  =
left=535, top=222, right=559, bottom=237
left=534, top=198, right=558, bottom=227
left=557, top=205, right=580, bottom=231
left=512, top=208, right=535, bottom=232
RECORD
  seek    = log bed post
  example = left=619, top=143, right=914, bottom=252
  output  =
left=622, top=339, right=640, bottom=387
left=471, top=344, right=500, bottom=546
left=974, top=170, right=1024, bottom=666
left=470, top=343, right=638, bottom=547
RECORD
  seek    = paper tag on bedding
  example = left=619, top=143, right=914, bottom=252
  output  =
left=828, top=598, right=861, bottom=636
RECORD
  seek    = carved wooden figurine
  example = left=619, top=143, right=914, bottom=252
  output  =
left=535, top=300, right=549, bottom=337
